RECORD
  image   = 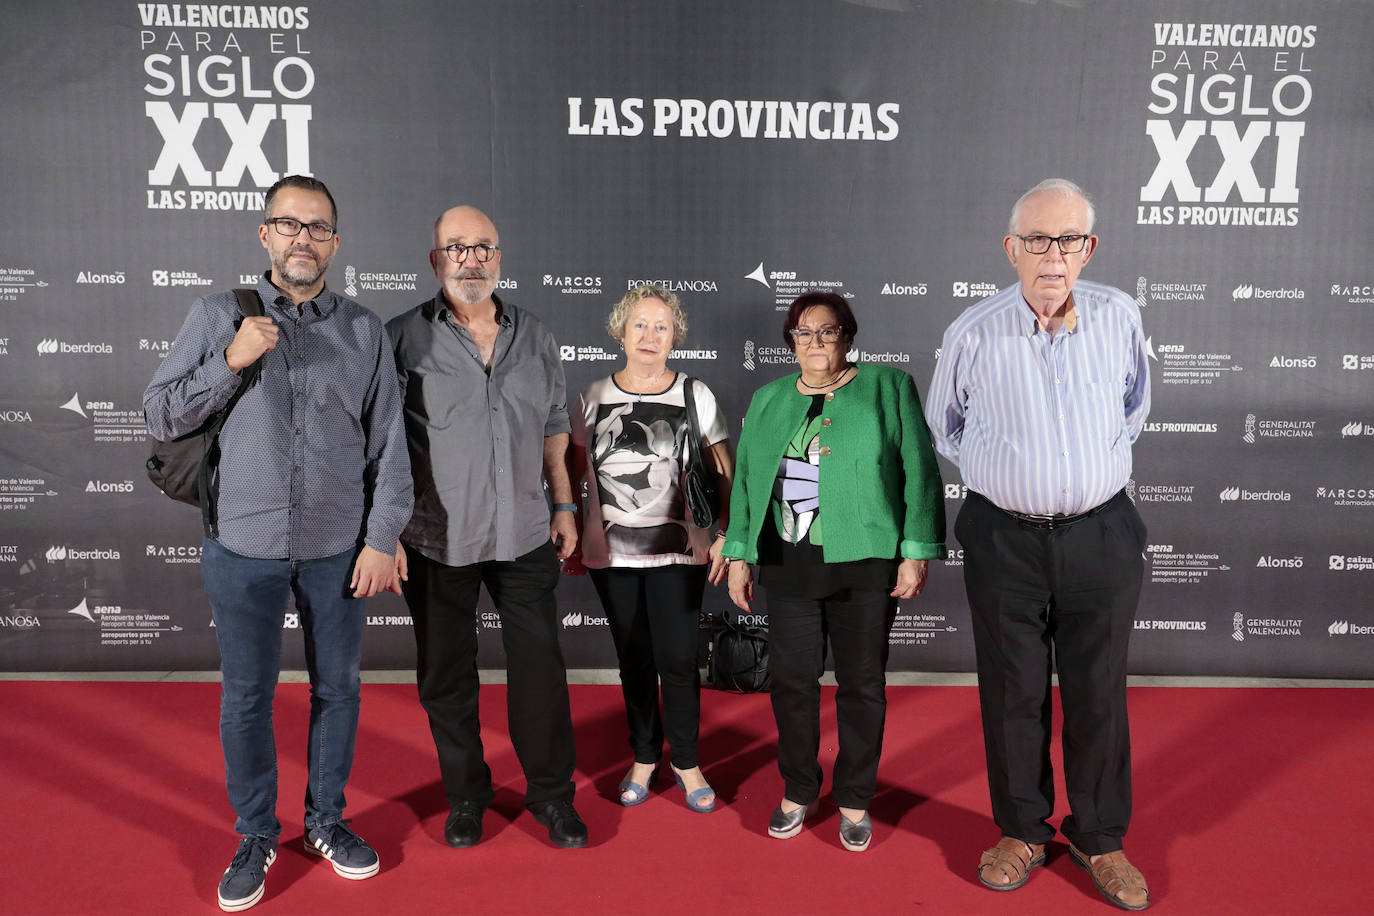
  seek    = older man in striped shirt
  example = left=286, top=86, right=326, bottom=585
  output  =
left=928, top=179, right=1152, bottom=911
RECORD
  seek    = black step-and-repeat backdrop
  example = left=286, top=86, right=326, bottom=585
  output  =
left=2, top=1, right=1371, bottom=676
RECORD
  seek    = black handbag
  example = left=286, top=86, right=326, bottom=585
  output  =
left=145, top=288, right=265, bottom=538
left=680, top=375, right=719, bottom=529
left=706, top=611, right=771, bottom=693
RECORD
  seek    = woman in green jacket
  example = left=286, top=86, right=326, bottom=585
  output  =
left=723, top=290, right=945, bottom=852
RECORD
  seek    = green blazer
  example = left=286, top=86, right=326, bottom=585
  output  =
left=722, top=364, right=946, bottom=564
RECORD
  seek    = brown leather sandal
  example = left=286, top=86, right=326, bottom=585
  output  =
left=977, top=836, right=1046, bottom=891
left=1069, top=843, right=1150, bottom=911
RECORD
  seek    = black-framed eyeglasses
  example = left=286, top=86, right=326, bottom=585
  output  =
left=789, top=326, right=843, bottom=345
left=264, top=217, right=336, bottom=242
left=433, top=243, right=500, bottom=264
left=1017, top=234, right=1089, bottom=255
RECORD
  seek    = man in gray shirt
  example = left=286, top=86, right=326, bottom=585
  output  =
left=145, top=175, right=412, bottom=911
left=387, top=205, right=585, bottom=849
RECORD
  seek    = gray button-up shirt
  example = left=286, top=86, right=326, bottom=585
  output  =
left=387, top=293, right=569, bottom=566
left=144, top=274, right=413, bottom=560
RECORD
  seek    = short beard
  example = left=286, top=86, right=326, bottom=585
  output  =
left=450, top=267, right=498, bottom=305
left=274, top=248, right=326, bottom=287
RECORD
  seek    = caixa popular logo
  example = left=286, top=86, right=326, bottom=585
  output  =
left=943, top=483, right=967, bottom=500
left=952, top=281, right=997, bottom=298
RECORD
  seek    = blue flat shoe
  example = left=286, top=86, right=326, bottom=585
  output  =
left=672, top=768, right=716, bottom=814
left=618, top=765, right=657, bottom=807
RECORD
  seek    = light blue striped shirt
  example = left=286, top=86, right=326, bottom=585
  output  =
left=927, top=279, right=1150, bottom=516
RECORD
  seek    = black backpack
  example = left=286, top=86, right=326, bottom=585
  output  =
left=145, top=288, right=264, bottom=537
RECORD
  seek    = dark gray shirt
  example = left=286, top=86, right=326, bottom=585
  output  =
left=144, top=274, right=413, bottom=560
left=387, top=293, right=570, bottom=566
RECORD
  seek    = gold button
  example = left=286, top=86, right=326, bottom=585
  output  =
left=821, top=417, right=832, bottom=427
left=825, top=392, right=835, bottom=401
left=819, top=446, right=831, bottom=456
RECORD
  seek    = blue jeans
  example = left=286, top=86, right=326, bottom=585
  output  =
left=202, top=538, right=366, bottom=838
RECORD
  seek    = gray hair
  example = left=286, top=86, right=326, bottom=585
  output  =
left=1008, top=178, right=1095, bottom=236
left=607, top=284, right=688, bottom=348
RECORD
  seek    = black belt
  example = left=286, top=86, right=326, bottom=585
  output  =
left=974, top=489, right=1126, bottom=530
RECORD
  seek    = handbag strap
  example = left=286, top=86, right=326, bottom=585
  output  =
left=681, top=373, right=706, bottom=473
left=198, top=287, right=266, bottom=537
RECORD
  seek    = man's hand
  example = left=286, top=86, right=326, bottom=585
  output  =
left=350, top=545, right=398, bottom=598
left=551, top=511, right=578, bottom=561
left=225, top=316, right=278, bottom=372
left=890, top=558, right=929, bottom=600
left=727, top=560, right=754, bottom=612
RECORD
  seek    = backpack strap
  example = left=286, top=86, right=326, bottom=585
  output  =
left=199, top=288, right=267, bottom=537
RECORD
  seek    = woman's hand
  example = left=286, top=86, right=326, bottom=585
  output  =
left=707, top=537, right=728, bottom=585
left=890, top=558, right=928, bottom=600
left=727, top=560, right=754, bottom=611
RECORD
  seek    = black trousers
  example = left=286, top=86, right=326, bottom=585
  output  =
left=589, top=564, right=708, bottom=770
left=766, top=584, right=895, bottom=810
left=956, top=491, right=1146, bottom=855
left=401, top=541, right=576, bottom=810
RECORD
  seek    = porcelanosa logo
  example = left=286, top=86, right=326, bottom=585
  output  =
left=627, top=278, right=719, bottom=294
left=1219, top=485, right=1291, bottom=502
left=139, top=4, right=317, bottom=212
left=1140, top=22, right=1314, bottom=228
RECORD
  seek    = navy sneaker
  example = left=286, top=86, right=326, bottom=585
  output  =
left=217, top=835, right=277, bottom=912
left=304, top=822, right=380, bottom=879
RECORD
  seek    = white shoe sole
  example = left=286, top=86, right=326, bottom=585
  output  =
left=217, top=850, right=276, bottom=911
left=305, top=838, right=380, bottom=879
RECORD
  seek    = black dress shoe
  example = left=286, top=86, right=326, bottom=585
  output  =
left=444, top=800, right=485, bottom=848
left=530, top=800, right=588, bottom=848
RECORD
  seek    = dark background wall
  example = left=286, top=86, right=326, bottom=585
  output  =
left=2, top=0, right=1371, bottom=675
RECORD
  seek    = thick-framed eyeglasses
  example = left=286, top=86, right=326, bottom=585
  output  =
left=263, top=217, right=336, bottom=242
left=434, top=243, right=499, bottom=264
left=789, top=326, right=843, bottom=345
left=1017, top=234, right=1089, bottom=255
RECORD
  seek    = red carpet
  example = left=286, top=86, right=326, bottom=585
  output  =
left=2, top=681, right=1368, bottom=915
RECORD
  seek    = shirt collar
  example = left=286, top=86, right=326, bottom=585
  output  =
left=431, top=291, right=513, bottom=328
left=258, top=270, right=337, bottom=318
